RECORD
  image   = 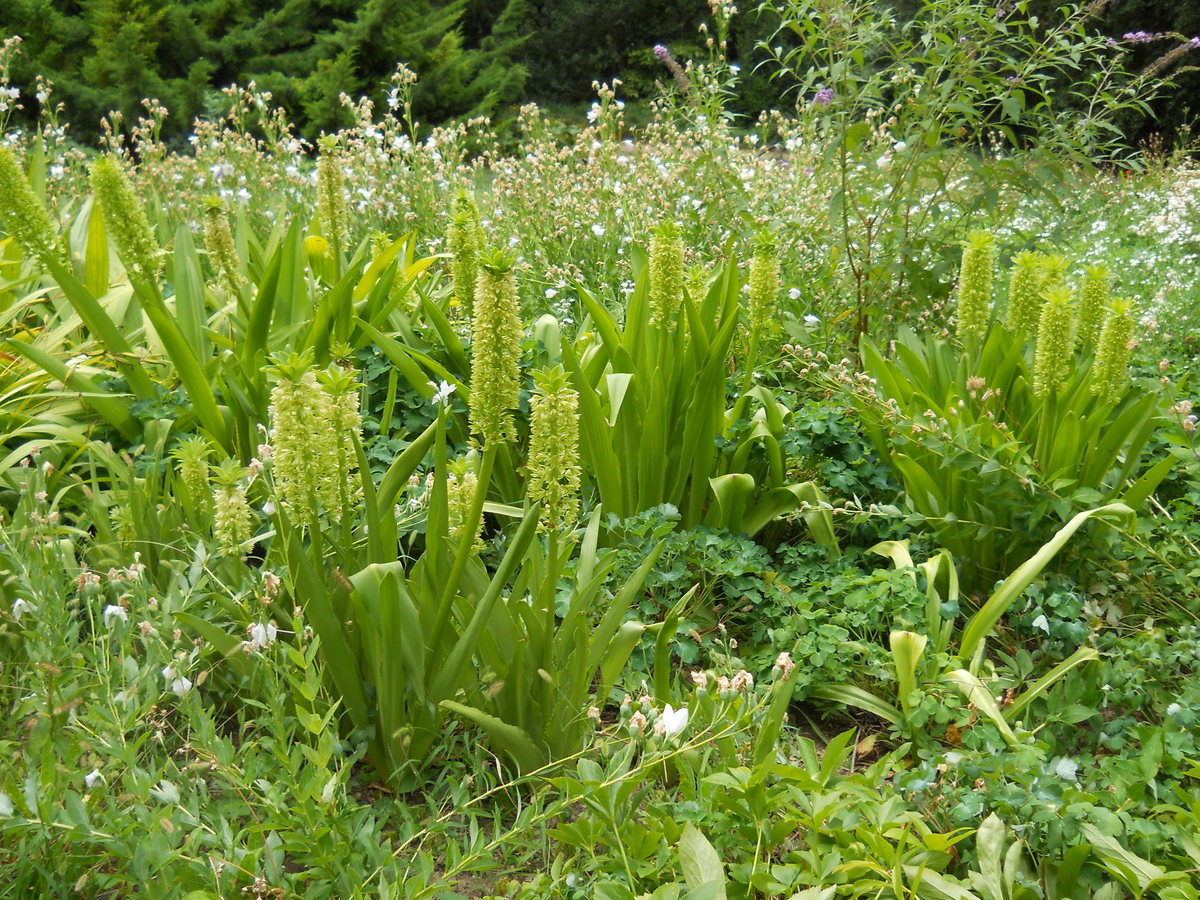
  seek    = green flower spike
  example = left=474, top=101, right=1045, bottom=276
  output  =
left=447, top=453, right=484, bottom=551
left=1075, top=263, right=1112, bottom=350
left=469, top=249, right=522, bottom=446
left=203, top=197, right=242, bottom=294
left=1032, top=284, right=1076, bottom=398
left=316, top=136, right=350, bottom=254
left=448, top=189, right=484, bottom=318
left=748, top=232, right=781, bottom=341
left=649, top=221, right=685, bottom=328
left=955, top=230, right=995, bottom=340
left=317, top=364, right=364, bottom=521
left=526, top=365, right=581, bottom=531
left=1004, top=250, right=1044, bottom=336
left=171, top=435, right=213, bottom=514
left=265, top=352, right=339, bottom=524
left=0, top=145, right=60, bottom=263
left=1036, top=253, right=1071, bottom=297
left=90, top=155, right=160, bottom=282
left=1091, top=299, right=1135, bottom=403
left=211, top=459, right=253, bottom=554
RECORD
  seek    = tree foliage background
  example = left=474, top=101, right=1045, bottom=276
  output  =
left=0, top=0, right=1195, bottom=148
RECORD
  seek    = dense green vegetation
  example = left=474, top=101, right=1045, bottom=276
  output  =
left=1, top=0, right=1198, bottom=145
left=2, top=1, right=1200, bottom=897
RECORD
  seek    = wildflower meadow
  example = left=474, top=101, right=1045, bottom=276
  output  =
left=1, top=1, right=1200, bottom=897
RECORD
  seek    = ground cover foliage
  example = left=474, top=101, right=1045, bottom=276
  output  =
left=1, top=1, right=1200, bottom=897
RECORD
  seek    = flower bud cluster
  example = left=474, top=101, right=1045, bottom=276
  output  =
left=211, top=458, right=254, bottom=554
left=955, top=231, right=995, bottom=339
left=91, top=155, right=161, bottom=282
left=1075, top=263, right=1112, bottom=349
left=649, top=221, right=685, bottom=328
left=448, top=189, right=484, bottom=318
left=526, top=366, right=581, bottom=530
left=1004, top=250, right=1044, bottom=336
left=748, top=232, right=781, bottom=341
left=469, top=250, right=522, bottom=446
left=1032, top=285, right=1076, bottom=397
left=171, top=435, right=212, bottom=515
left=265, top=353, right=363, bottom=525
left=447, top=455, right=484, bottom=551
left=203, top=198, right=242, bottom=294
left=0, top=146, right=61, bottom=263
left=316, top=136, right=350, bottom=252
left=1091, top=299, right=1135, bottom=403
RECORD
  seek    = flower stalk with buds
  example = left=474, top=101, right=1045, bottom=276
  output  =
left=0, top=145, right=60, bottom=263
left=1075, top=263, right=1111, bottom=349
left=1032, top=285, right=1076, bottom=397
left=91, top=155, right=161, bottom=282
left=448, top=189, right=484, bottom=318
left=211, top=459, right=253, bottom=554
left=955, top=231, right=995, bottom=340
left=1091, top=299, right=1134, bottom=403
left=1004, top=250, right=1044, bottom=336
left=469, top=249, right=522, bottom=447
left=526, top=365, right=581, bottom=532
left=649, top=222, right=685, bottom=329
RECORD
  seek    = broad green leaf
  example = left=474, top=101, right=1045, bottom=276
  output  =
left=959, top=503, right=1133, bottom=668
left=810, top=684, right=901, bottom=726
left=679, top=824, right=726, bottom=899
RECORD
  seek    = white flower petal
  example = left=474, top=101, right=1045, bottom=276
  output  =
left=661, top=704, right=689, bottom=737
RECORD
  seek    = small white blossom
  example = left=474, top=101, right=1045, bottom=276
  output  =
left=103, top=604, right=128, bottom=627
left=430, top=380, right=456, bottom=405
left=804, top=314, right=820, bottom=327
left=249, top=621, right=278, bottom=647
left=661, top=704, right=689, bottom=737
left=1166, top=702, right=1182, bottom=716
left=591, top=224, right=606, bottom=238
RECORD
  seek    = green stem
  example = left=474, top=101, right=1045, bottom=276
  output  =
left=430, top=442, right=497, bottom=650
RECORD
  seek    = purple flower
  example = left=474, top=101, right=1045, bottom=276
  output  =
left=1123, top=30, right=1167, bottom=43
left=812, top=87, right=834, bottom=107
left=653, top=44, right=671, bottom=62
